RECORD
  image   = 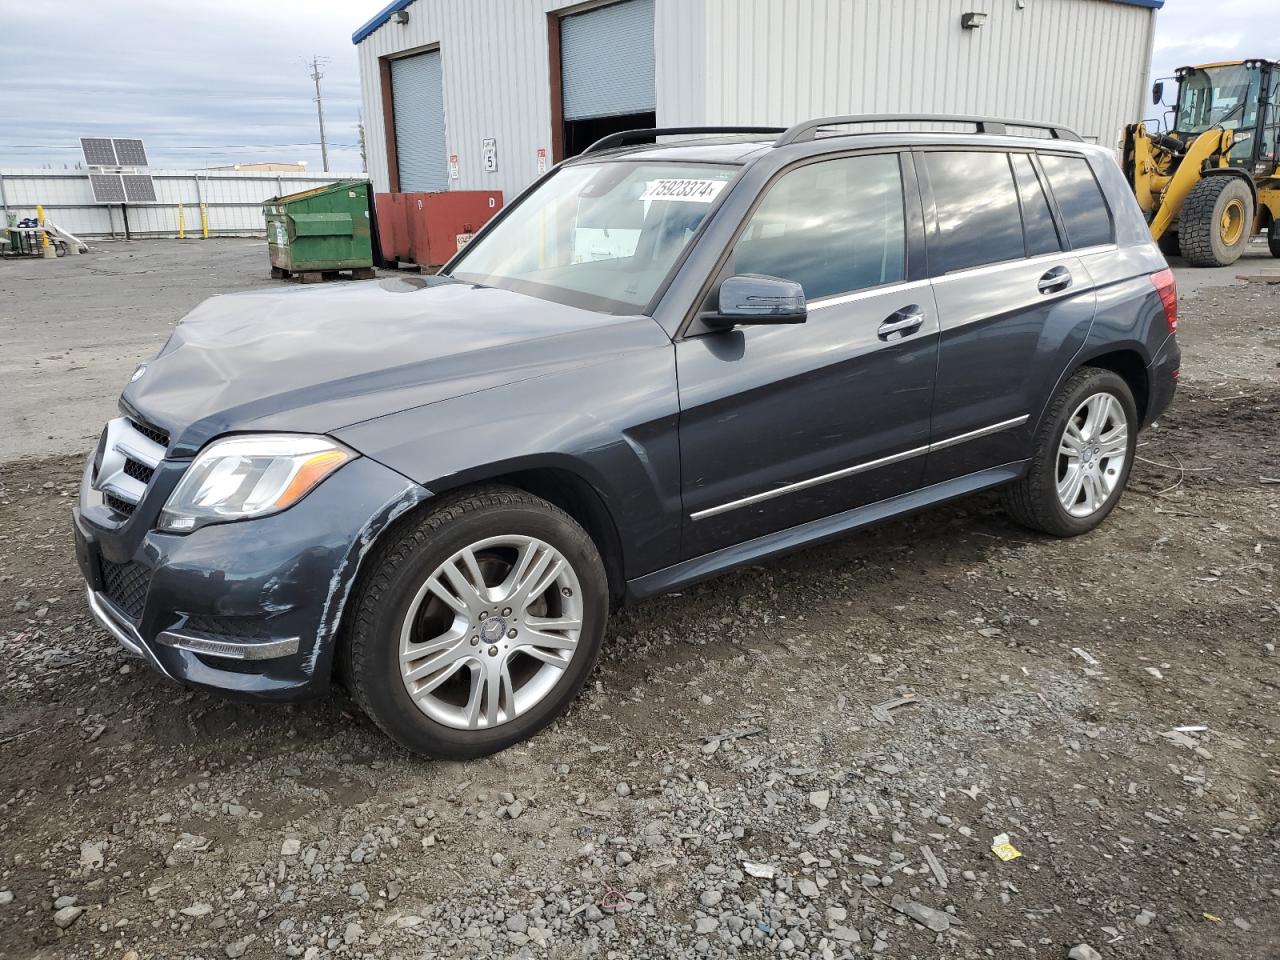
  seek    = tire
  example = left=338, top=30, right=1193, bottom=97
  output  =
left=1178, top=176, right=1254, bottom=267
left=343, top=485, right=609, bottom=759
left=1269, top=225, right=1280, bottom=259
left=1003, top=367, right=1138, bottom=538
left=1156, top=230, right=1181, bottom=258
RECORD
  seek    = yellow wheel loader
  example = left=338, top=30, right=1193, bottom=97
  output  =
left=1122, top=58, right=1280, bottom=266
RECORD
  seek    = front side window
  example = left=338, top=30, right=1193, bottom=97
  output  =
left=730, top=153, right=906, bottom=301
left=450, top=161, right=738, bottom=314
left=1038, top=154, right=1114, bottom=249
left=926, top=151, right=1025, bottom=272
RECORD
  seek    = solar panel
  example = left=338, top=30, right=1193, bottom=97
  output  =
left=121, top=174, right=157, bottom=202
left=90, top=173, right=126, bottom=203
left=81, top=137, right=117, bottom=167
left=113, top=138, right=149, bottom=167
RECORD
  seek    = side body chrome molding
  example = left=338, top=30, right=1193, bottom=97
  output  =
left=691, top=415, right=1029, bottom=521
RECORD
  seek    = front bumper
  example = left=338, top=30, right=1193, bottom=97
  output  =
left=75, top=453, right=429, bottom=700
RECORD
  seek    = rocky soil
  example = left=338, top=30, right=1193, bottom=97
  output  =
left=0, top=280, right=1277, bottom=960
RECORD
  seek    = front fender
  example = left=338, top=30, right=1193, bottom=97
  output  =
left=333, top=342, right=682, bottom=579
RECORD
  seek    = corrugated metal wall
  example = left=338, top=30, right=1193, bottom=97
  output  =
left=356, top=0, right=1152, bottom=197
left=701, top=0, right=1154, bottom=145
left=0, top=169, right=363, bottom=238
left=356, top=0, right=707, bottom=197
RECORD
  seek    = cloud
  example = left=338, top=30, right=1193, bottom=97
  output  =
left=0, top=0, right=385, bottom=171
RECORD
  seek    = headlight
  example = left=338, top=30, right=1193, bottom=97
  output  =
left=158, top=434, right=355, bottom=533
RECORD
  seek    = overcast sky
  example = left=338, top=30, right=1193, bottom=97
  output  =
left=0, top=1, right=1272, bottom=171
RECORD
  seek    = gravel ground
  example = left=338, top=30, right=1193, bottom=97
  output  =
left=0, top=261, right=1277, bottom=960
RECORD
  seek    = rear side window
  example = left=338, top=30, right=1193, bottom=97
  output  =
left=731, top=153, right=906, bottom=301
left=1038, top=153, right=1114, bottom=248
left=1011, top=154, right=1062, bottom=256
left=925, top=151, right=1025, bottom=272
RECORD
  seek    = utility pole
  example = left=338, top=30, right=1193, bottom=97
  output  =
left=307, top=55, right=332, bottom=172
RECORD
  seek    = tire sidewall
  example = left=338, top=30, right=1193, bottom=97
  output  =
left=356, top=501, right=608, bottom=759
left=1208, top=179, right=1254, bottom=264
left=1040, top=371, right=1138, bottom=535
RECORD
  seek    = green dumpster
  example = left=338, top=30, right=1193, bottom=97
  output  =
left=263, top=179, right=374, bottom=280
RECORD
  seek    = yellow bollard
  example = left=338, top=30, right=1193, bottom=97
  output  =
left=200, top=202, right=209, bottom=240
left=177, top=203, right=185, bottom=240
left=37, top=204, right=55, bottom=259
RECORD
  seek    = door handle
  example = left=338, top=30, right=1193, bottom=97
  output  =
left=1037, top=266, right=1072, bottom=294
left=878, top=305, right=925, bottom=340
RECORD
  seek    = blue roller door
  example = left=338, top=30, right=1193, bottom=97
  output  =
left=391, top=49, right=447, bottom=191
left=560, top=0, right=655, bottom=121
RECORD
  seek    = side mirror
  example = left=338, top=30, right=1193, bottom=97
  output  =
left=703, top=274, right=807, bottom=330
left=1152, top=80, right=1164, bottom=106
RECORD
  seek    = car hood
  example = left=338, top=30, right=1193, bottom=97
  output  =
left=122, top=278, right=670, bottom=457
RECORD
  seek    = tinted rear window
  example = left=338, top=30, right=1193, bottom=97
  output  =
left=926, top=151, right=1025, bottom=272
left=1011, top=154, right=1062, bottom=257
left=1039, top=153, right=1114, bottom=249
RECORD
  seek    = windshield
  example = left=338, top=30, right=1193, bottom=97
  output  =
left=450, top=161, right=739, bottom=314
left=1175, top=64, right=1262, bottom=136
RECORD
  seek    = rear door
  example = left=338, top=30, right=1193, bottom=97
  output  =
left=676, top=151, right=938, bottom=558
left=919, top=148, right=1098, bottom=483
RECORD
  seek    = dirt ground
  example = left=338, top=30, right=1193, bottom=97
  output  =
left=0, top=259, right=1277, bottom=960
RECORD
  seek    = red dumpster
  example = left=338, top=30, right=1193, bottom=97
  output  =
left=374, top=191, right=503, bottom=269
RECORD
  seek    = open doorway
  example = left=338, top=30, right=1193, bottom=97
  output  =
left=562, top=110, right=656, bottom=158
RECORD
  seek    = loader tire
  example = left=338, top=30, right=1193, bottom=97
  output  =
left=1156, top=230, right=1181, bottom=258
left=1178, top=177, right=1254, bottom=267
left=1269, top=225, right=1280, bottom=259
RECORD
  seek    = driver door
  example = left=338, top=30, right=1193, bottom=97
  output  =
left=676, top=152, right=938, bottom=559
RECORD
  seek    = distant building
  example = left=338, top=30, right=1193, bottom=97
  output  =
left=207, top=162, right=309, bottom=173
left=352, top=0, right=1163, bottom=202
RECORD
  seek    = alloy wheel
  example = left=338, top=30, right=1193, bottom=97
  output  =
left=1056, top=392, right=1129, bottom=518
left=398, top=535, right=584, bottom=730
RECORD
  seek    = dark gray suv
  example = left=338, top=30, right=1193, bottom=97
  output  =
left=74, top=115, right=1180, bottom=758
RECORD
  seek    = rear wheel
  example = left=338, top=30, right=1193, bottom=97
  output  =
left=1269, top=224, right=1280, bottom=258
left=1003, top=368, right=1137, bottom=537
left=344, top=486, right=608, bottom=759
left=1178, top=176, right=1254, bottom=266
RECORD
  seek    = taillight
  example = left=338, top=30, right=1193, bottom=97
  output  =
left=1151, top=268, right=1178, bottom=334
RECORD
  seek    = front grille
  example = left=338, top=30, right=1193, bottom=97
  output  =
left=90, top=417, right=167, bottom=523
left=105, top=493, right=136, bottom=517
left=123, top=458, right=154, bottom=484
left=129, top=418, right=170, bottom=448
left=183, top=615, right=272, bottom=643
left=101, top=558, right=150, bottom=621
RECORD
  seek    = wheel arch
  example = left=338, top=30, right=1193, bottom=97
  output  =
left=1078, top=348, right=1151, bottom=426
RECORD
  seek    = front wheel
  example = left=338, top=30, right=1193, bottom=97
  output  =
left=1003, top=368, right=1137, bottom=537
left=343, top=486, right=609, bottom=759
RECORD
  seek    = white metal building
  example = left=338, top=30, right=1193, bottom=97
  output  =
left=354, top=0, right=1162, bottom=201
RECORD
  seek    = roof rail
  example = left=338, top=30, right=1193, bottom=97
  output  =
left=774, top=114, right=1084, bottom=147
left=582, top=126, right=787, bottom=155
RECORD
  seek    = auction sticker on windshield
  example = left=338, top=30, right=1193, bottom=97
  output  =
left=640, top=178, right=729, bottom=203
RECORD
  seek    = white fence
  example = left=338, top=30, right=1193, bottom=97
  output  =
left=0, top=168, right=366, bottom=239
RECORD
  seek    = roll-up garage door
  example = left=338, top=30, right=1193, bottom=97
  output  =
left=391, top=49, right=447, bottom=191
left=560, top=0, right=655, bottom=121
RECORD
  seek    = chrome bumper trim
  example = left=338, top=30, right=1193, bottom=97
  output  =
left=155, top=630, right=300, bottom=661
left=86, top=586, right=145, bottom=658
